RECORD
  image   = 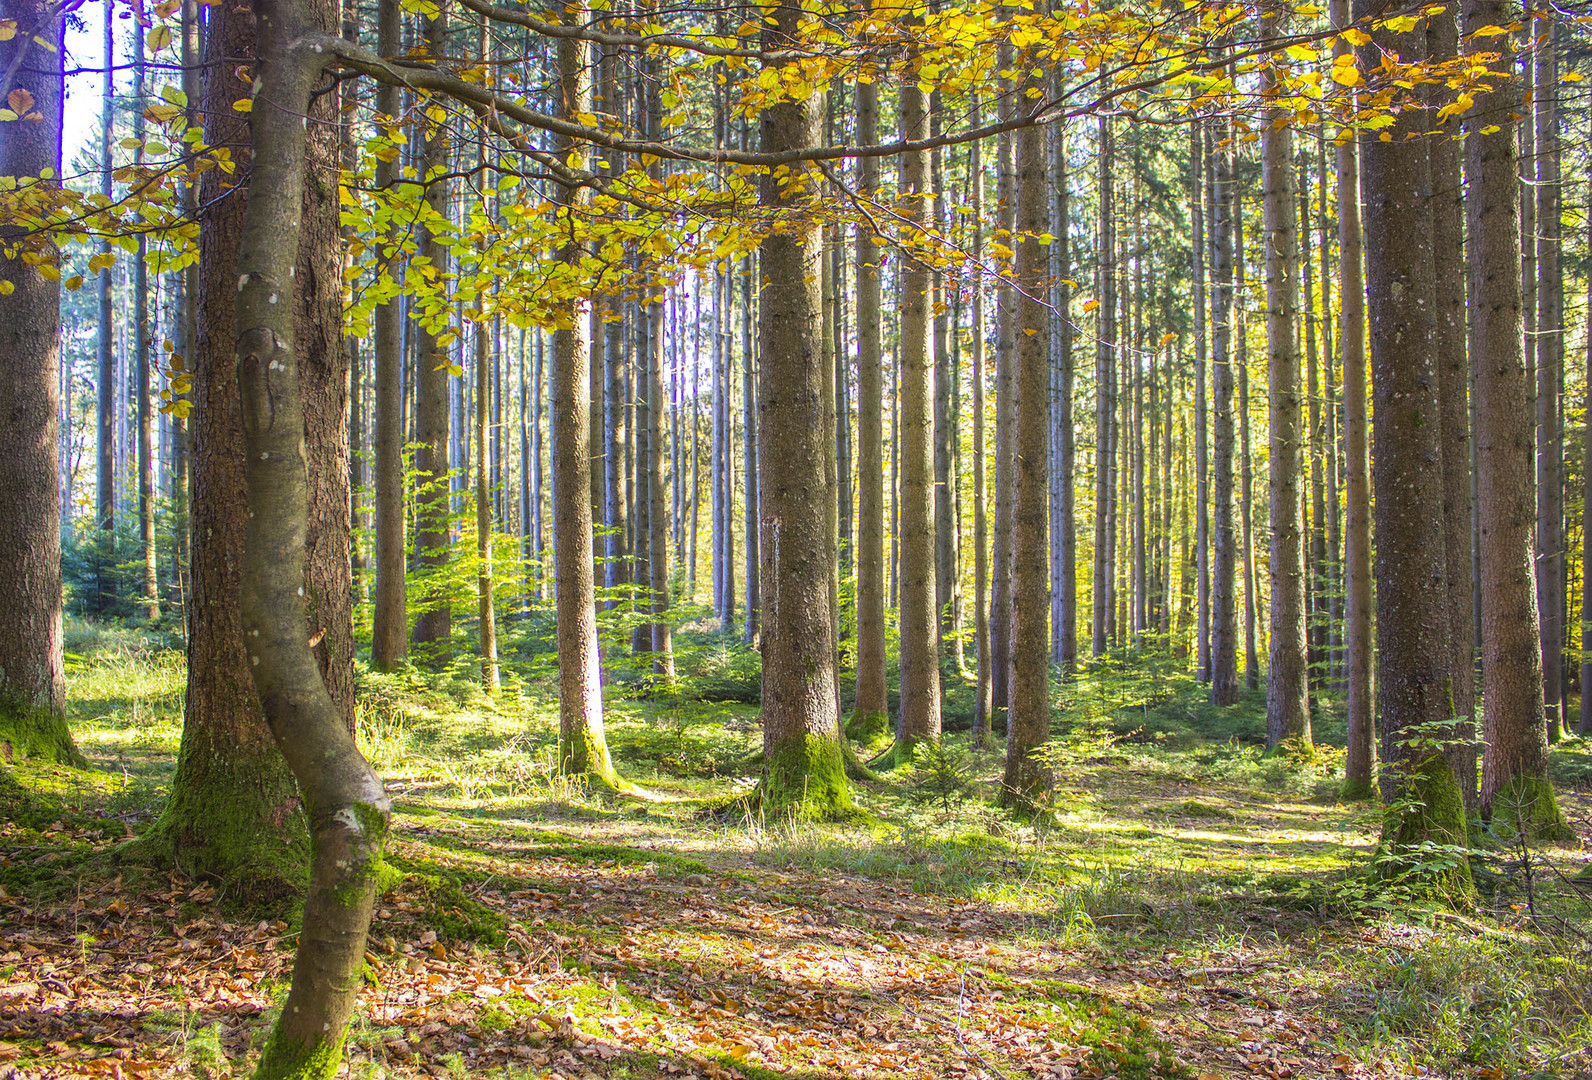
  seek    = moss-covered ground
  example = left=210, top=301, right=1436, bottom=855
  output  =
left=2, top=620, right=1590, bottom=1079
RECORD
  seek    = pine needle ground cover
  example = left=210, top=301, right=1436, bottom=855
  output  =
left=2, top=631, right=1589, bottom=1080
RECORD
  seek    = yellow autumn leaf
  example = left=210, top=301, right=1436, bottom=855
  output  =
left=8, top=88, right=34, bottom=114
left=1081, top=299, right=1101, bottom=313
left=232, top=97, right=253, bottom=112
left=147, top=24, right=173, bottom=51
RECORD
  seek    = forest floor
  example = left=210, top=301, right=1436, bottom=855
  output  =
left=3, top=619, right=1592, bottom=1080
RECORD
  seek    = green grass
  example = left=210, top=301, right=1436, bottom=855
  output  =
left=2, top=625, right=1590, bottom=1080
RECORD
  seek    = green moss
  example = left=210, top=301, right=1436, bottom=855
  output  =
left=119, top=745, right=310, bottom=905
left=1341, top=776, right=1376, bottom=802
left=1488, top=774, right=1576, bottom=844
left=0, top=693, right=85, bottom=769
left=1376, top=754, right=1475, bottom=905
left=845, top=708, right=890, bottom=747
left=868, top=735, right=920, bottom=773
left=839, top=736, right=879, bottom=782
left=253, top=1028, right=344, bottom=1080
left=383, top=853, right=507, bottom=946
left=762, top=733, right=853, bottom=820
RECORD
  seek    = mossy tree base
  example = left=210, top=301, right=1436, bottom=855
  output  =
left=762, top=733, right=853, bottom=820
left=868, top=735, right=920, bottom=773
left=839, top=738, right=878, bottom=783
left=844, top=709, right=890, bottom=748
left=0, top=697, right=85, bottom=769
left=1488, top=774, right=1576, bottom=844
left=1376, top=753, right=1475, bottom=905
left=120, top=743, right=309, bottom=902
left=254, top=1032, right=343, bottom=1080
left=1340, top=776, right=1375, bottom=802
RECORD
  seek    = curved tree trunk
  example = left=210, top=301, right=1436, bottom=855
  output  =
left=0, top=0, right=78, bottom=767
left=231, top=5, right=389, bottom=1075
left=756, top=9, right=850, bottom=817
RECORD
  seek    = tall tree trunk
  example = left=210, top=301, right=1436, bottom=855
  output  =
left=990, top=117, right=1015, bottom=710
left=1236, top=182, right=1260, bottom=690
left=1053, top=121, right=1076, bottom=676
left=970, top=118, right=992, bottom=743
left=1301, top=155, right=1325, bottom=686
left=647, top=294, right=673, bottom=675
left=134, top=36, right=158, bottom=621
left=1582, top=173, right=1592, bottom=736
left=1464, top=0, right=1572, bottom=839
left=1093, top=117, right=1114, bottom=658
left=1001, top=90, right=1051, bottom=809
left=1430, top=3, right=1475, bottom=807
left=742, top=250, right=759, bottom=643
left=849, top=72, right=888, bottom=743
left=605, top=307, right=630, bottom=614
left=893, top=74, right=941, bottom=756
left=1534, top=9, right=1564, bottom=743
left=131, top=0, right=352, bottom=887
left=410, top=4, right=451, bottom=656
left=755, top=10, right=849, bottom=816
left=1263, top=21, right=1312, bottom=747
left=1359, top=2, right=1470, bottom=895
left=475, top=317, right=499, bottom=692
left=227, top=4, right=389, bottom=1074
left=1210, top=122, right=1239, bottom=706
left=96, top=2, right=115, bottom=609
left=0, top=0, right=78, bottom=766
left=549, top=14, right=622, bottom=790
left=1191, top=125, right=1210, bottom=680
left=1335, top=0, right=1374, bottom=798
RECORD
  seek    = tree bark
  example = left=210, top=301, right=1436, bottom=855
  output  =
left=1209, top=122, right=1239, bottom=706
left=134, top=37, right=158, bottom=621
left=892, top=73, right=941, bottom=756
left=1534, top=9, right=1564, bottom=743
left=1001, top=90, right=1051, bottom=810
left=0, top=0, right=78, bottom=766
left=1092, top=117, right=1114, bottom=659
left=370, top=0, right=406, bottom=669
left=848, top=72, right=888, bottom=743
left=1464, top=0, right=1572, bottom=839
left=970, top=116, right=992, bottom=744
left=1191, top=125, right=1210, bottom=681
left=1262, top=22, right=1311, bottom=747
left=1429, top=2, right=1475, bottom=807
left=230, top=3, right=390, bottom=1073
left=1358, top=1, right=1470, bottom=895
left=755, top=9, right=850, bottom=816
left=1052, top=120, right=1076, bottom=676
left=1332, top=0, right=1375, bottom=797
left=410, top=4, right=452, bottom=656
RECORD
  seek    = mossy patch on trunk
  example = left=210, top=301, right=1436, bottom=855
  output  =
left=0, top=694, right=85, bottom=769
left=1376, top=753, right=1475, bottom=905
left=763, top=733, right=853, bottom=820
left=1488, top=774, right=1576, bottom=844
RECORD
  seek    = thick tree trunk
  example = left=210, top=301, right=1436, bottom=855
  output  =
left=1464, top=0, right=1572, bottom=839
left=130, top=0, right=351, bottom=886
left=0, top=0, right=78, bottom=766
left=1262, top=24, right=1312, bottom=747
left=849, top=74, right=888, bottom=743
left=1359, top=4, right=1470, bottom=896
left=755, top=12, right=849, bottom=816
left=370, top=0, right=406, bottom=669
left=1001, top=100, right=1051, bottom=810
